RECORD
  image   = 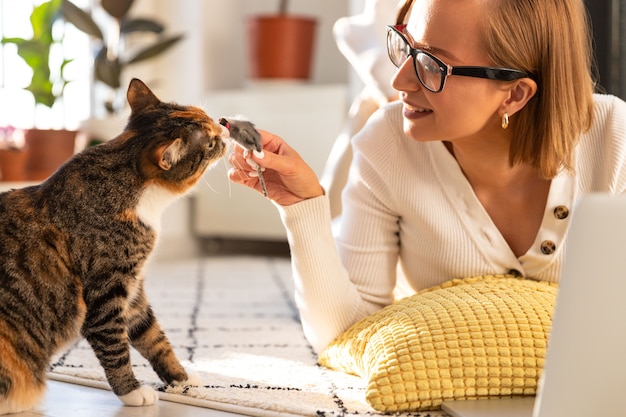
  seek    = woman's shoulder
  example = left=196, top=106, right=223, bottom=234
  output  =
left=580, top=94, right=626, bottom=145
left=593, top=92, right=626, bottom=107
left=351, top=101, right=415, bottom=155
left=351, top=101, right=440, bottom=170
left=591, top=93, right=626, bottom=128
left=353, top=101, right=404, bottom=143
left=576, top=94, right=626, bottom=192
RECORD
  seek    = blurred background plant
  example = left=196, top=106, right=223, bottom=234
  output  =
left=61, top=0, right=184, bottom=115
left=0, top=0, right=82, bottom=181
left=1, top=0, right=72, bottom=112
left=279, top=0, right=288, bottom=14
left=0, top=125, right=27, bottom=182
left=247, top=0, right=317, bottom=81
left=0, top=126, right=26, bottom=151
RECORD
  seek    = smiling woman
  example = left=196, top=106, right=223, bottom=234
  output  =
left=226, top=0, right=626, bottom=370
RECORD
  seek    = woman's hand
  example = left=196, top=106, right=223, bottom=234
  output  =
left=228, top=130, right=325, bottom=206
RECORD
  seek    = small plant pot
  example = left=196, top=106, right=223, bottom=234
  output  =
left=25, top=129, right=77, bottom=181
left=0, top=148, right=28, bottom=182
left=247, top=15, right=317, bottom=80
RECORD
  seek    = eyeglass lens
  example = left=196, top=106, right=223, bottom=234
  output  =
left=415, top=54, right=442, bottom=91
left=387, top=28, right=443, bottom=92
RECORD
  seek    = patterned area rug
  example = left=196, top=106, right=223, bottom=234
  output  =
left=48, top=256, right=446, bottom=417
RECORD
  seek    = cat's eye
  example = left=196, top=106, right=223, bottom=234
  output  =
left=207, top=137, right=217, bottom=150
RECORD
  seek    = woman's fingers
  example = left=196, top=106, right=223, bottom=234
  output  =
left=227, top=130, right=324, bottom=205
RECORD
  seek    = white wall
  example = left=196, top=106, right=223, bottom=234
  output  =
left=130, top=0, right=351, bottom=103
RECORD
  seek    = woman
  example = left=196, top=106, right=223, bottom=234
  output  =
left=229, top=0, right=626, bottom=353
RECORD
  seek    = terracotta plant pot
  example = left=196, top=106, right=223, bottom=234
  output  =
left=247, top=15, right=317, bottom=80
left=25, top=129, right=77, bottom=181
left=0, top=148, right=28, bottom=182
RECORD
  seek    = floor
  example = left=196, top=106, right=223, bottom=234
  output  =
left=15, top=381, right=244, bottom=417
left=9, top=251, right=287, bottom=417
left=1, top=180, right=286, bottom=415
left=0, top=181, right=289, bottom=417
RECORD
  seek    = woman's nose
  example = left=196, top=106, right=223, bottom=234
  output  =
left=391, top=56, right=421, bottom=92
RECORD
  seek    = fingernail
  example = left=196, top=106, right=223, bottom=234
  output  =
left=245, top=158, right=258, bottom=170
left=248, top=170, right=259, bottom=177
left=243, top=149, right=250, bottom=158
left=253, top=149, right=264, bottom=159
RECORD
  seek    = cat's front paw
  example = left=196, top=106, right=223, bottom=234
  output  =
left=171, top=369, right=201, bottom=387
left=118, top=385, right=159, bottom=406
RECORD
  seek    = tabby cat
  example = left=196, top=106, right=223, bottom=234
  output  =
left=0, top=78, right=227, bottom=414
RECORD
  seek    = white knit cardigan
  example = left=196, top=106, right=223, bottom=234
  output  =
left=278, top=94, right=626, bottom=352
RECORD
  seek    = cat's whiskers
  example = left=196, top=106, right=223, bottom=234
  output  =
left=221, top=140, right=242, bottom=199
left=222, top=156, right=233, bottom=198
left=199, top=176, right=218, bottom=194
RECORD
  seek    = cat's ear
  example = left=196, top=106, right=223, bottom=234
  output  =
left=155, top=138, right=184, bottom=171
left=127, top=78, right=160, bottom=113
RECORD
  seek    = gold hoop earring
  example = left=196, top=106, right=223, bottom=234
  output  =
left=501, top=112, right=509, bottom=129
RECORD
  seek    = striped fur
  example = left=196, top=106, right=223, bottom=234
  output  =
left=0, top=79, right=225, bottom=413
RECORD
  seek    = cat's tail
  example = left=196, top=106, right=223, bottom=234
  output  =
left=0, top=336, right=46, bottom=415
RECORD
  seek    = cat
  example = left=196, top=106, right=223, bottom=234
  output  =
left=0, top=78, right=227, bottom=414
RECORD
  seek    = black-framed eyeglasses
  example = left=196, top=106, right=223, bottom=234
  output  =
left=386, top=25, right=533, bottom=93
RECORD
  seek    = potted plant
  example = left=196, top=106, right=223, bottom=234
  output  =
left=247, top=0, right=318, bottom=80
left=61, top=0, right=184, bottom=116
left=0, top=126, right=27, bottom=182
left=1, top=0, right=78, bottom=181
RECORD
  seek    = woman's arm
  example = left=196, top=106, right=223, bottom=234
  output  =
left=228, top=115, right=402, bottom=351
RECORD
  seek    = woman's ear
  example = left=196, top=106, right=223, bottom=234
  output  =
left=501, top=78, right=538, bottom=116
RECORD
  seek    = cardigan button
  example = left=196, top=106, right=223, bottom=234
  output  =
left=541, top=240, right=556, bottom=255
left=553, top=205, right=569, bottom=220
left=507, top=269, right=523, bottom=277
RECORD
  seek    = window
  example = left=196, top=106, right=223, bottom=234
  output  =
left=585, top=1, right=626, bottom=99
left=0, top=0, right=91, bottom=131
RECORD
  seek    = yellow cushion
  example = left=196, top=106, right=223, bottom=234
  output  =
left=318, top=275, right=557, bottom=413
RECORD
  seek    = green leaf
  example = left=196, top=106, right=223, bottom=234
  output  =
left=126, top=34, right=184, bottom=65
left=1, top=37, right=26, bottom=46
left=30, top=0, right=61, bottom=40
left=101, top=0, right=135, bottom=19
left=61, top=0, right=104, bottom=40
left=28, top=71, right=55, bottom=107
left=9, top=39, right=50, bottom=77
left=121, top=18, right=164, bottom=34
left=1, top=0, right=71, bottom=109
left=60, top=58, right=73, bottom=77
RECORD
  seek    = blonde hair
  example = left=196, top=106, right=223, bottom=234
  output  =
left=396, top=0, right=596, bottom=179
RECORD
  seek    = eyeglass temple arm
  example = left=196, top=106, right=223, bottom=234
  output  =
left=450, top=66, right=532, bottom=81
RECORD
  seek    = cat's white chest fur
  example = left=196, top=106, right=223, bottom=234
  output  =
left=135, top=184, right=181, bottom=232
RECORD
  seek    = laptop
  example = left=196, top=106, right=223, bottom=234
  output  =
left=441, top=194, right=626, bottom=417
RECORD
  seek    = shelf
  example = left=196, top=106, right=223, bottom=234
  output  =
left=0, top=182, right=39, bottom=192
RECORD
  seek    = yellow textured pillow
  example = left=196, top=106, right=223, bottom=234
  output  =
left=318, top=275, right=557, bottom=413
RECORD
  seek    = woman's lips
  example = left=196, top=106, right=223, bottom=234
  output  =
left=403, top=103, right=433, bottom=120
